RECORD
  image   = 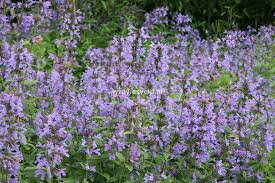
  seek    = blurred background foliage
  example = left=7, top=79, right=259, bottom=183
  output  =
left=81, top=0, right=275, bottom=47
left=144, top=0, right=275, bottom=35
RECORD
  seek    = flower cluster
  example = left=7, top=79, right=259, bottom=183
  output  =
left=0, top=93, right=26, bottom=183
left=0, top=3, right=274, bottom=183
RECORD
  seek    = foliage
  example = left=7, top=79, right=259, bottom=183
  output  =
left=144, top=0, right=275, bottom=36
left=81, top=0, right=275, bottom=46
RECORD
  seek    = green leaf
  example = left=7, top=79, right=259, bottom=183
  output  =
left=243, top=8, right=249, bottom=17
left=124, top=131, right=134, bottom=135
left=24, top=167, right=38, bottom=171
left=170, top=93, right=181, bottom=99
left=164, top=153, right=170, bottom=161
left=155, top=155, right=165, bottom=164
left=95, top=138, right=103, bottom=146
left=22, top=40, right=30, bottom=46
left=83, top=178, right=89, bottom=183
left=115, top=152, right=125, bottom=162
left=101, top=1, right=107, bottom=10
left=125, top=164, right=133, bottom=172
left=219, top=73, right=231, bottom=86
left=235, top=0, right=241, bottom=4
left=101, top=173, right=111, bottom=180
left=93, top=116, right=108, bottom=120
left=62, top=178, right=77, bottom=183
left=21, top=79, right=38, bottom=86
